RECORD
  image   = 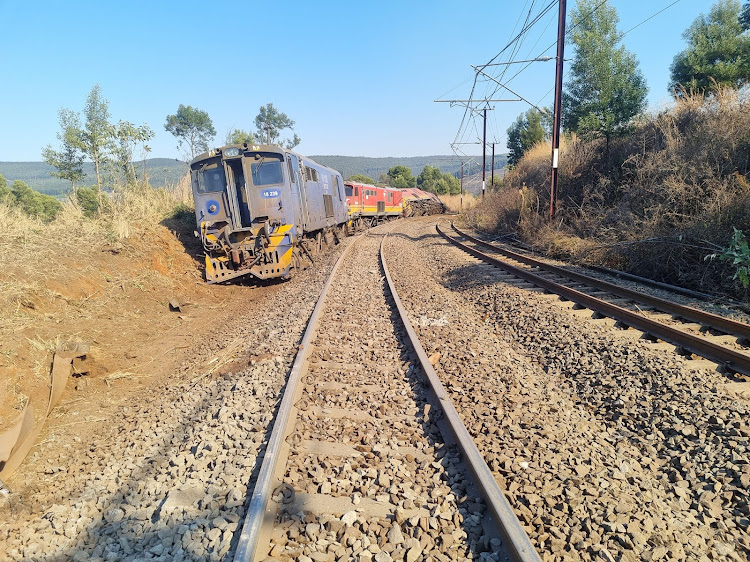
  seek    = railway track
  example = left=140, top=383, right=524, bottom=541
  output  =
left=233, top=229, right=539, bottom=561
left=438, top=222, right=750, bottom=378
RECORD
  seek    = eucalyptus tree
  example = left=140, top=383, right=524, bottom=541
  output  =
left=42, top=108, right=85, bottom=190
left=113, top=121, right=154, bottom=185
left=80, top=84, right=115, bottom=207
left=254, top=103, right=300, bottom=149
left=165, top=104, right=216, bottom=160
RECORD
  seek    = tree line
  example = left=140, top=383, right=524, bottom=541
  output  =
left=348, top=164, right=461, bottom=195
left=39, top=88, right=303, bottom=216
left=507, top=0, right=750, bottom=165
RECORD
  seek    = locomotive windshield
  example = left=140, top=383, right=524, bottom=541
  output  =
left=345, top=186, right=353, bottom=196
left=250, top=153, right=284, bottom=186
left=194, top=161, right=226, bottom=193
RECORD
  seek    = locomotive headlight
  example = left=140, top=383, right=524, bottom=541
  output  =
left=225, top=147, right=240, bottom=157
left=209, top=204, right=217, bottom=213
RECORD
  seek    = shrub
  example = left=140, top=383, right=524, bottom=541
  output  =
left=74, top=186, right=108, bottom=218
left=9, top=180, right=62, bottom=222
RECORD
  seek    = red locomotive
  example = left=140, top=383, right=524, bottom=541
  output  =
left=344, top=181, right=444, bottom=228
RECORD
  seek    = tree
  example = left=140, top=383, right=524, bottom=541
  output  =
left=165, top=104, right=216, bottom=160
left=741, top=2, right=750, bottom=29
left=507, top=108, right=547, bottom=166
left=78, top=85, right=116, bottom=210
left=386, top=165, right=417, bottom=189
left=562, top=0, right=648, bottom=148
left=669, top=0, right=750, bottom=94
left=254, top=103, right=300, bottom=149
left=112, top=121, right=154, bottom=185
left=347, top=174, right=376, bottom=184
left=41, top=108, right=85, bottom=190
left=225, top=129, right=255, bottom=146
left=416, top=165, right=460, bottom=195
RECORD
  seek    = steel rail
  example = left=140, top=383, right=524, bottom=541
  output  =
left=438, top=224, right=750, bottom=377
left=588, top=264, right=714, bottom=301
left=233, top=236, right=361, bottom=562
left=380, top=233, right=541, bottom=562
left=451, top=223, right=750, bottom=340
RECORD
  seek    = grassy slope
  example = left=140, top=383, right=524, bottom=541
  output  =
left=481, top=89, right=750, bottom=299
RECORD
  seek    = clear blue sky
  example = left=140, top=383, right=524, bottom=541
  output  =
left=0, top=0, right=713, bottom=163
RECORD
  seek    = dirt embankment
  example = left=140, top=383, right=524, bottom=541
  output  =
left=0, top=211, right=257, bottom=483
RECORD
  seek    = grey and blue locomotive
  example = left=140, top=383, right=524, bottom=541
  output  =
left=190, top=144, right=349, bottom=283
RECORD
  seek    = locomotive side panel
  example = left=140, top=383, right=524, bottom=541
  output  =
left=300, top=161, right=348, bottom=233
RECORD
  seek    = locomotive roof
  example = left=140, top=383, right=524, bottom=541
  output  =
left=189, top=143, right=285, bottom=166
left=344, top=181, right=401, bottom=191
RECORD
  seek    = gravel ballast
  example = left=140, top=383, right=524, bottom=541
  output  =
left=384, top=218, right=749, bottom=561
left=0, top=246, right=346, bottom=561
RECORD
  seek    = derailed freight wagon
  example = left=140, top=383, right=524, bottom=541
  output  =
left=190, top=144, right=348, bottom=283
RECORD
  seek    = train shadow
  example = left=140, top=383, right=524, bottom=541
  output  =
left=160, top=207, right=204, bottom=269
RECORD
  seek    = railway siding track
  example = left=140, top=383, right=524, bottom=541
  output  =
left=383, top=218, right=750, bottom=561
left=234, top=229, right=539, bottom=561
left=440, top=223, right=750, bottom=378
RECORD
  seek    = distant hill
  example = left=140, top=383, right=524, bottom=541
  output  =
left=0, top=154, right=508, bottom=198
left=0, top=159, right=188, bottom=197
left=310, top=154, right=507, bottom=183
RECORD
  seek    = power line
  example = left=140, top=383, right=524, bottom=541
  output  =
left=452, top=0, right=558, bottom=154
left=531, top=0, right=685, bottom=106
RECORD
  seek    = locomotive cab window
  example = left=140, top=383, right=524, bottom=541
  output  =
left=345, top=185, right=353, bottom=197
left=193, top=160, right=226, bottom=194
left=249, top=152, right=284, bottom=186
left=305, top=167, right=319, bottom=182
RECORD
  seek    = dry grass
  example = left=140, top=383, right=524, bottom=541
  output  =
left=0, top=178, right=195, bottom=346
left=107, top=174, right=193, bottom=240
left=441, top=193, right=479, bottom=214
left=491, top=87, right=750, bottom=297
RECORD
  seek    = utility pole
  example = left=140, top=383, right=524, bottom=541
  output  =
left=491, top=143, right=495, bottom=189
left=460, top=161, right=464, bottom=211
left=549, top=0, right=567, bottom=220
left=482, top=108, right=487, bottom=200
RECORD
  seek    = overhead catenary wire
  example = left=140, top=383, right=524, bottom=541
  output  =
left=449, top=0, right=557, bottom=157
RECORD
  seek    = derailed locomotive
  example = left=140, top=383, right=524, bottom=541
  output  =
left=190, top=144, right=348, bottom=283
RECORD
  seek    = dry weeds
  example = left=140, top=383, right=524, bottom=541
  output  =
left=441, top=193, right=478, bottom=214
left=482, top=87, right=750, bottom=298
